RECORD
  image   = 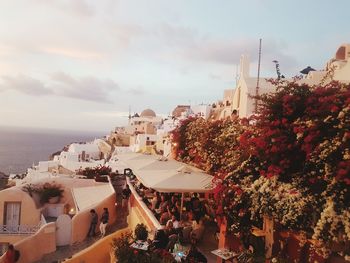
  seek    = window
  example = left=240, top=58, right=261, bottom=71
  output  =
left=4, top=202, right=21, bottom=231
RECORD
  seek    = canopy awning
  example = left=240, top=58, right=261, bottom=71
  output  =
left=118, top=153, right=215, bottom=193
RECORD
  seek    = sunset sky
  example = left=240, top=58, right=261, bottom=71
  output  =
left=0, top=0, right=348, bottom=133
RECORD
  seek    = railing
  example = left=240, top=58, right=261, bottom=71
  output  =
left=40, top=213, right=47, bottom=227
left=127, top=178, right=162, bottom=230
left=0, top=224, right=40, bottom=235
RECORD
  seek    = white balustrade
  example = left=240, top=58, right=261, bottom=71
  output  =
left=0, top=224, right=40, bottom=235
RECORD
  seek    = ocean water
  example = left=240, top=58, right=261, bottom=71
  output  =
left=0, top=126, right=104, bottom=174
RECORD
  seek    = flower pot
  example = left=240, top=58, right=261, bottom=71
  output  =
left=48, top=196, right=60, bottom=204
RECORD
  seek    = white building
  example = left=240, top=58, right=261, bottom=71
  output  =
left=157, top=118, right=179, bottom=136
left=125, top=109, right=163, bottom=135
left=231, top=44, right=350, bottom=118
left=130, top=134, right=159, bottom=153
left=300, top=43, right=350, bottom=85
left=231, top=55, right=277, bottom=118
left=190, top=104, right=212, bottom=120
left=68, top=141, right=101, bottom=161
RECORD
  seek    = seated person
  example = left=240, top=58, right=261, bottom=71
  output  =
left=203, top=199, right=216, bottom=220
left=159, top=194, right=169, bottom=212
left=185, top=243, right=207, bottom=263
left=165, top=220, right=177, bottom=237
left=190, top=219, right=205, bottom=243
left=180, top=212, right=192, bottom=227
left=159, top=211, right=170, bottom=225
left=168, top=195, right=177, bottom=209
left=167, top=205, right=180, bottom=222
left=175, top=200, right=182, bottom=213
left=151, top=192, right=161, bottom=211
left=165, top=220, right=178, bottom=252
left=170, top=214, right=181, bottom=229
left=151, top=229, right=169, bottom=250
left=138, top=191, right=151, bottom=207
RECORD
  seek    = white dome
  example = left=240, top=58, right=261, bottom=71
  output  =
left=140, top=109, right=156, bottom=117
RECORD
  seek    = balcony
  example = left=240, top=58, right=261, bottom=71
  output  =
left=0, top=224, right=41, bottom=235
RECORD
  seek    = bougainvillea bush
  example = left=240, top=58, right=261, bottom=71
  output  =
left=77, top=165, right=112, bottom=179
left=171, top=80, right=350, bottom=254
left=171, top=117, right=247, bottom=177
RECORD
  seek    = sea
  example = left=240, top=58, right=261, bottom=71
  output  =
left=0, top=126, right=104, bottom=175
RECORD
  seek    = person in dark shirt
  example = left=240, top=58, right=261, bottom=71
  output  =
left=99, top=207, right=109, bottom=237
left=185, top=244, right=207, bottom=263
left=151, top=229, right=169, bottom=250
left=87, top=209, right=98, bottom=237
left=122, top=185, right=132, bottom=209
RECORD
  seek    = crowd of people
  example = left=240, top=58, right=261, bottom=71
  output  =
left=127, top=179, right=219, bottom=262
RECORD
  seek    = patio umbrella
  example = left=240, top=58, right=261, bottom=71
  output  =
left=117, top=153, right=158, bottom=171
left=138, top=159, right=183, bottom=171
left=300, top=66, right=316, bottom=74
left=133, top=167, right=215, bottom=218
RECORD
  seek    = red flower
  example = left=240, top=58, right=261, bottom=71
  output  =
left=309, top=178, right=316, bottom=184
left=344, top=178, right=350, bottom=185
left=235, top=188, right=243, bottom=196
left=330, top=105, right=339, bottom=112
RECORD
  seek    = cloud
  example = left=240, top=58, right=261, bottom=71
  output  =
left=0, top=75, right=52, bottom=95
left=51, top=72, right=119, bottom=103
left=153, top=23, right=198, bottom=48
left=0, top=73, right=119, bottom=103
left=180, top=38, right=297, bottom=69
left=209, top=73, right=222, bottom=80
left=42, top=47, right=103, bottom=60
left=130, top=23, right=297, bottom=72
left=82, top=111, right=130, bottom=118
left=127, top=86, right=145, bottom=95
left=33, top=0, right=95, bottom=17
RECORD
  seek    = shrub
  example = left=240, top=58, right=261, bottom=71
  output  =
left=78, top=165, right=112, bottom=179
left=112, top=231, right=175, bottom=263
left=22, top=182, right=64, bottom=204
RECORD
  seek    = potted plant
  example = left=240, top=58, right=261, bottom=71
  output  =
left=112, top=231, right=176, bottom=263
left=38, top=182, right=64, bottom=204
left=112, top=232, right=134, bottom=263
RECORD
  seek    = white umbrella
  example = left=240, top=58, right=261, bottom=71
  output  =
left=117, top=153, right=158, bottom=171
left=134, top=169, right=214, bottom=193
left=133, top=167, right=215, bottom=218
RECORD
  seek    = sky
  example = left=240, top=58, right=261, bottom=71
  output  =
left=0, top=0, right=349, bottom=133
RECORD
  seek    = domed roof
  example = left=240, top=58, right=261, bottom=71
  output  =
left=140, top=108, right=156, bottom=117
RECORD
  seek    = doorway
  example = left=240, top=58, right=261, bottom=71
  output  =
left=4, top=202, right=21, bottom=233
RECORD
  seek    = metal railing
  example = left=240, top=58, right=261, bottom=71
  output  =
left=0, top=224, right=40, bottom=235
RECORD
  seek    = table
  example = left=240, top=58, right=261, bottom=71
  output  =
left=211, top=248, right=238, bottom=262
left=130, top=240, right=149, bottom=251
